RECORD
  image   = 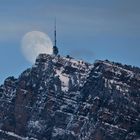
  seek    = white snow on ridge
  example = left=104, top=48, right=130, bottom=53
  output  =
left=0, top=129, right=38, bottom=140
left=101, top=61, right=134, bottom=76
left=103, top=122, right=127, bottom=132
left=53, top=56, right=93, bottom=92
left=52, top=127, right=65, bottom=137
left=55, top=69, right=69, bottom=91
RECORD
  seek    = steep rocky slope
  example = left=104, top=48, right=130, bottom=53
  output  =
left=0, top=54, right=140, bottom=140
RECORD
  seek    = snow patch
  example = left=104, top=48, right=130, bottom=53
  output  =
left=0, top=129, right=37, bottom=140
left=52, top=127, right=65, bottom=137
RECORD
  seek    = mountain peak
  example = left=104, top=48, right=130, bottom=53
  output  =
left=0, top=54, right=140, bottom=140
left=33, top=54, right=93, bottom=92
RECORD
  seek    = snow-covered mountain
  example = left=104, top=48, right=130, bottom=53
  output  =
left=0, top=54, right=140, bottom=140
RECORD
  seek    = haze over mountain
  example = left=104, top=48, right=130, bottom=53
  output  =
left=0, top=54, right=140, bottom=140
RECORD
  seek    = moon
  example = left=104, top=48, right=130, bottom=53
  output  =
left=21, top=31, right=53, bottom=64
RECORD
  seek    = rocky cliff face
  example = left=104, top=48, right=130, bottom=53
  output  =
left=0, top=54, right=140, bottom=140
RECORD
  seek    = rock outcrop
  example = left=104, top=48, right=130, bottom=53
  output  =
left=0, top=54, right=140, bottom=140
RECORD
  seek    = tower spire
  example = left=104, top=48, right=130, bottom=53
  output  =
left=54, top=18, right=56, bottom=47
left=53, top=18, right=59, bottom=55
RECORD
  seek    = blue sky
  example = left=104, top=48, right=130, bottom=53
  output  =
left=0, top=0, right=140, bottom=84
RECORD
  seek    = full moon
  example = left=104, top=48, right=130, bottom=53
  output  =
left=21, top=31, right=53, bottom=64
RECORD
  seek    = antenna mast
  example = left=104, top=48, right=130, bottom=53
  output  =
left=53, top=18, right=59, bottom=55
left=54, top=18, right=56, bottom=47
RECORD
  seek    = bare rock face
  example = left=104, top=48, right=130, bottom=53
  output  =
left=0, top=54, right=140, bottom=140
